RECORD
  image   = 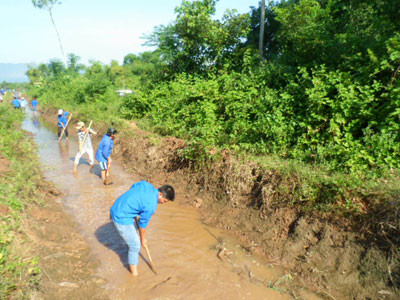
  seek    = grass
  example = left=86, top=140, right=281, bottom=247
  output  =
left=0, top=104, right=44, bottom=299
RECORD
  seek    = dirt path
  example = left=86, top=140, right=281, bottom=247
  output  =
left=23, top=111, right=321, bottom=300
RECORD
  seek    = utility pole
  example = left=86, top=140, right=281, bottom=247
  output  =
left=259, top=0, right=266, bottom=58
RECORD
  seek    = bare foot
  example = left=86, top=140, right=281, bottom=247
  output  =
left=129, top=265, right=138, bottom=277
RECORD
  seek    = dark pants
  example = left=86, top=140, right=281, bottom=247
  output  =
left=58, top=126, right=68, bottom=137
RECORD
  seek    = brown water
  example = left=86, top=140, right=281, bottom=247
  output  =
left=23, top=112, right=322, bottom=300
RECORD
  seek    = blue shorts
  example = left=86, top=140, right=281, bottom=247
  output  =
left=99, top=158, right=112, bottom=170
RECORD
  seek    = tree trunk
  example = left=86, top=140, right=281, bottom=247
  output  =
left=48, top=8, right=66, bottom=66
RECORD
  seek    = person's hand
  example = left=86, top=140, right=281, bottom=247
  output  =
left=141, top=238, right=148, bottom=247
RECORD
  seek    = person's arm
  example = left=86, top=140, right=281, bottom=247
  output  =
left=102, top=139, right=112, bottom=159
left=89, top=128, right=97, bottom=135
left=138, top=227, right=147, bottom=247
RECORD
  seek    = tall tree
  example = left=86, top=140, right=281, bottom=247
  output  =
left=145, top=0, right=250, bottom=74
left=32, top=0, right=66, bottom=66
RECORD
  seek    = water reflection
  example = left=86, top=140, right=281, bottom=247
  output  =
left=32, top=115, right=40, bottom=128
left=58, top=140, right=70, bottom=160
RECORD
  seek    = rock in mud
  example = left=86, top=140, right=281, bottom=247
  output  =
left=193, top=197, right=203, bottom=208
left=48, top=187, right=61, bottom=196
left=59, top=282, right=79, bottom=288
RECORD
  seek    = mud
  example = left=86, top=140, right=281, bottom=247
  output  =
left=22, top=110, right=323, bottom=299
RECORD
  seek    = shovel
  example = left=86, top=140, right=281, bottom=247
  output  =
left=135, top=217, right=157, bottom=274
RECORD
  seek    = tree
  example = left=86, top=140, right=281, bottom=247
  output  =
left=67, top=53, right=84, bottom=73
left=32, top=0, right=66, bottom=66
left=145, top=0, right=250, bottom=74
left=47, top=59, right=66, bottom=77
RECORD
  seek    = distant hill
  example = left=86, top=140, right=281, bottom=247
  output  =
left=0, top=63, right=29, bottom=82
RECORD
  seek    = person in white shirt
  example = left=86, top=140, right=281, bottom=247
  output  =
left=73, top=121, right=97, bottom=174
left=20, top=97, right=28, bottom=110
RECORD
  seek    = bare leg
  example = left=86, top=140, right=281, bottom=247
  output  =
left=101, top=170, right=106, bottom=183
left=106, top=162, right=111, bottom=178
left=73, top=163, right=78, bottom=175
left=129, top=265, right=138, bottom=277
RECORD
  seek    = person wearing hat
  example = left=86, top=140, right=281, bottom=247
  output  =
left=57, top=109, right=70, bottom=141
left=20, top=97, right=28, bottom=110
left=95, top=127, right=118, bottom=185
left=73, top=121, right=97, bottom=174
left=96, top=127, right=118, bottom=185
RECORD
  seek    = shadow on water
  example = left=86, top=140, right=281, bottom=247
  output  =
left=95, top=222, right=152, bottom=272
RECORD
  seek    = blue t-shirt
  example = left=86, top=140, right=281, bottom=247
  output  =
left=31, top=99, right=38, bottom=107
left=57, top=115, right=63, bottom=127
left=57, top=112, right=69, bottom=127
left=110, top=181, right=159, bottom=227
left=12, top=98, right=20, bottom=107
left=95, top=134, right=114, bottom=162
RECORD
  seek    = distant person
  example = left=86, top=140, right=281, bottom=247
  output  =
left=0, top=95, right=3, bottom=102
left=73, top=121, right=97, bottom=174
left=11, top=96, right=20, bottom=109
left=31, top=97, right=38, bottom=111
left=57, top=109, right=70, bottom=141
left=95, top=127, right=117, bottom=185
left=20, top=97, right=28, bottom=110
left=0, top=87, right=5, bottom=95
left=110, top=181, right=175, bottom=277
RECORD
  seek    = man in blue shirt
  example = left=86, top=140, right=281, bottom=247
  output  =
left=110, top=180, right=175, bottom=277
left=57, top=110, right=69, bottom=141
left=31, top=97, right=38, bottom=111
left=95, top=127, right=118, bottom=185
left=11, top=96, right=20, bottom=109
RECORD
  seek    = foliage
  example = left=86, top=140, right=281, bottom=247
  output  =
left=0, top=106, right=42, bottom=298
left=144, top=0, right=250, bottom=74
left=28, top=0, right=400, bottom=178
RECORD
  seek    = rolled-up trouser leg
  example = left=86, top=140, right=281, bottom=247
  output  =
left=113, top=221, right=141, bottom=265
left=87, top=148, right=94, bottom=165
left=74, top=151, right=82, bottom=165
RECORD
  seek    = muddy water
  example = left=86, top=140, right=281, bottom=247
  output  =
left=23, top=111, right=321, bottom=300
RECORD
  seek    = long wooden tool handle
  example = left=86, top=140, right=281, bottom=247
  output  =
left=134, top=217, right=157, bottom=273
left=144, top=244, right=156, bottom=273
left=79, top=120, right=92, bottom=155
left=144, top=245, right=154, bottom=265
left=58, top=113, right=73, bottom=141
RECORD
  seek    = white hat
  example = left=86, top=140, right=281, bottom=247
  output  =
left=75, top=121, right=85, bottom=130
left=58, top=109, right=63, bottom=115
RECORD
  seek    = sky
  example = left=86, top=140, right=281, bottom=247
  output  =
left=0, top=0, right=259, bottom=66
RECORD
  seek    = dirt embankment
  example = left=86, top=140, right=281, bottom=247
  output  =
left=1, top=153, right=107, bottom=299
left=112, top=124, right=399, bottom=300
left=39, top=108, right=399, bottom=300
left=24, top=182, right=109, bottom=300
